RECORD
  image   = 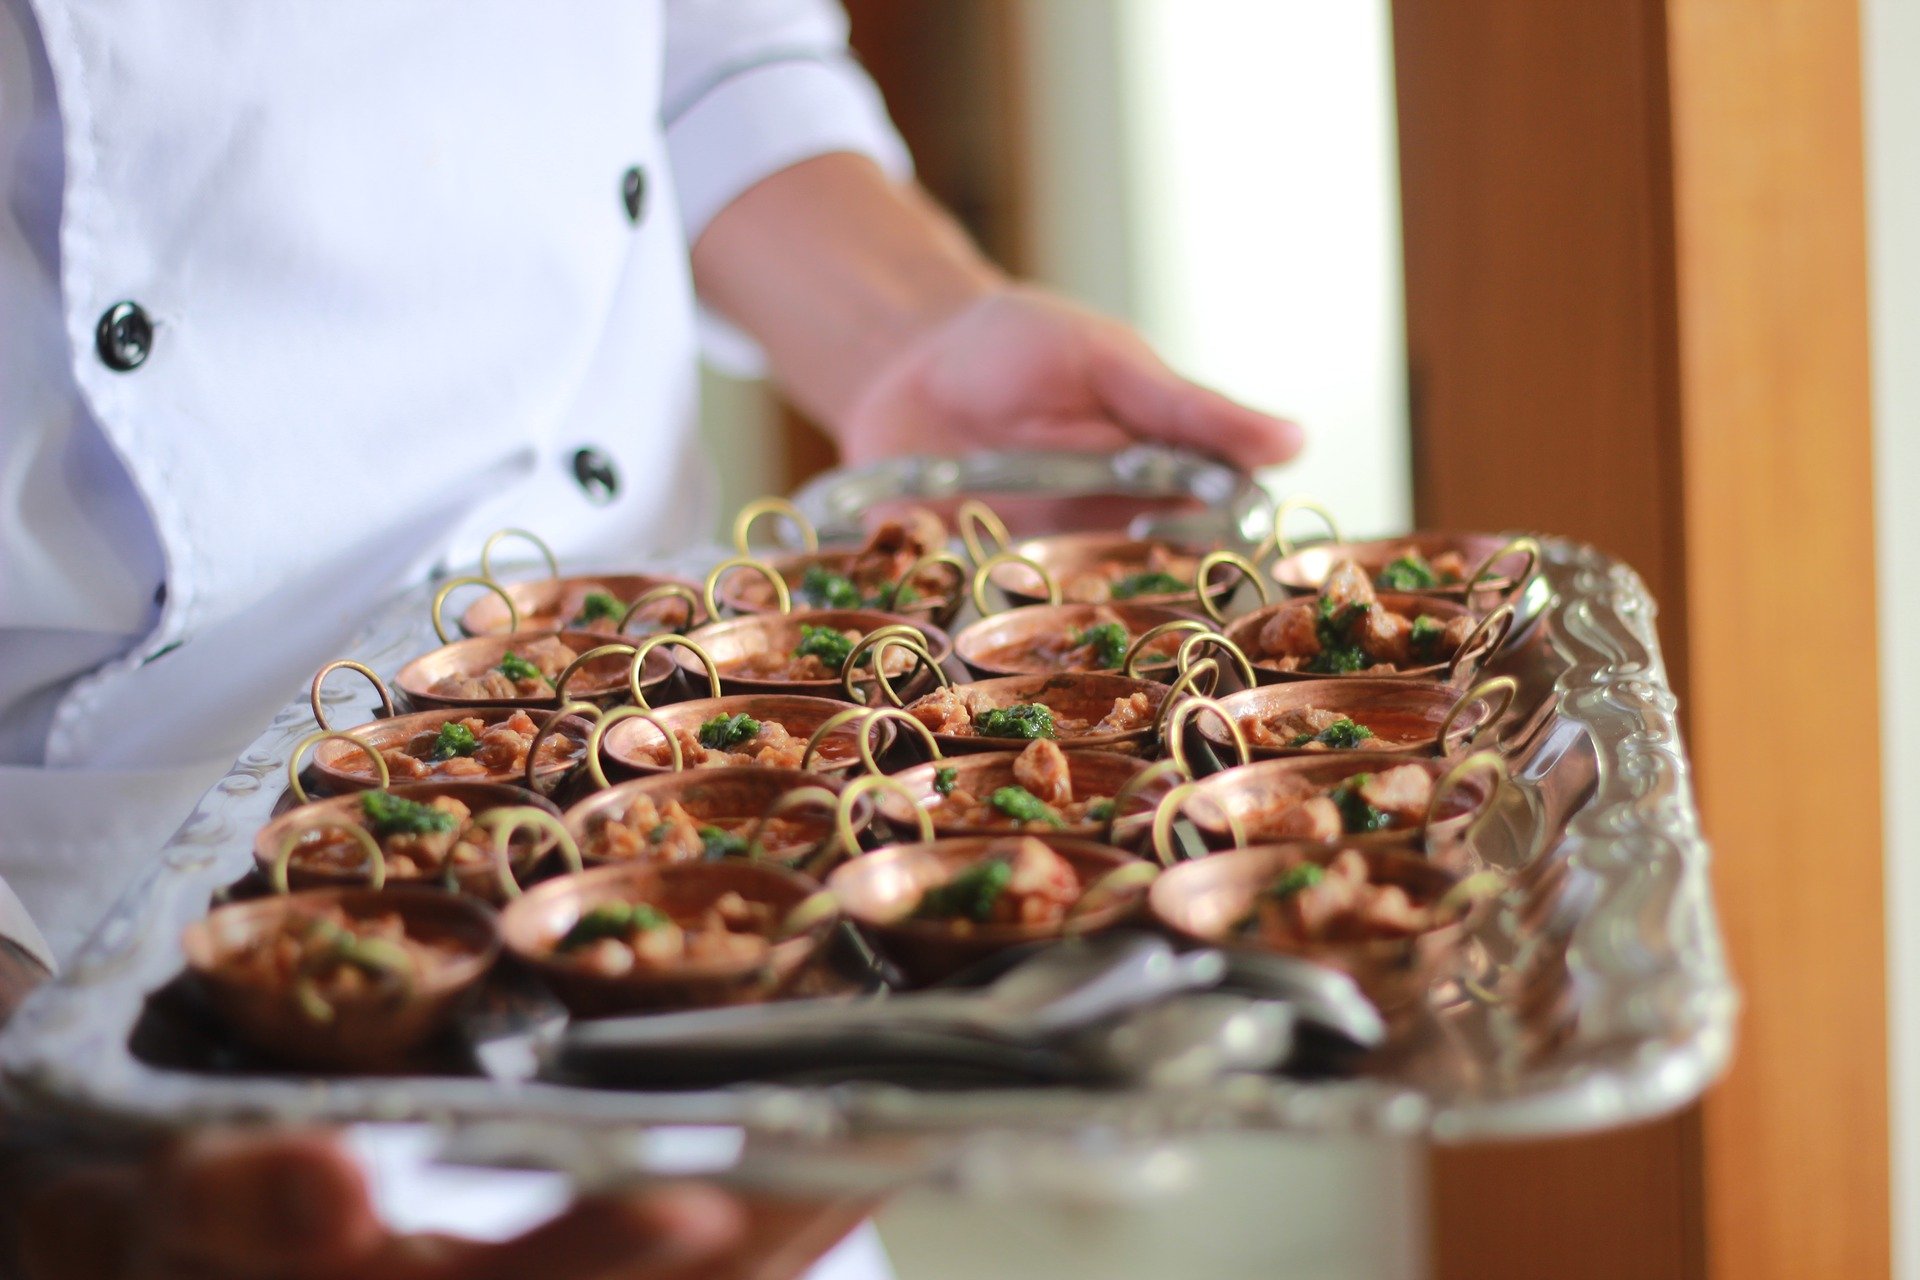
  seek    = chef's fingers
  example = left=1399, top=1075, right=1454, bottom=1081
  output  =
left=142, top=1130, right=384, bottom=1277
left=429, top=1184, right=744, bottom=1280
left=1008, top=417, right=1138, bottom=455
left=19, top=1165, right=141, bottom=1280
left=1088, top=336, right=1304, bottom=470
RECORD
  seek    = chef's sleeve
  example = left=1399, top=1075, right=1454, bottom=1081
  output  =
left=662, top=0, right=913, bottom=374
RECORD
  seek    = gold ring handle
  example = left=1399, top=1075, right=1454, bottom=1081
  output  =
left=702, top=556, right=791, bottom=619
left=1436, top=675, right=1519, bottom=756
left=1149, top=781, right=1247, bottom=868
left=1173, top=630, right=1257, bottom=690
left=804, top=705, right=944, bottom=775
left=1150, top=657, right=1223, bottom=739
left=1468, top=535, right=1543, bottom=603
left=841, top=626, right=942, bottom=705
left=1122, top=619, right=1212, bottom=678
left=618, top=582, right=701, bottom=635
left=969, top=552, right=1060, bottom=614
left=745, top=785, right=846, bottom=865
left=287, top=730, right=387, bottom=805
left=1446, top=602, right=1517, bottom=682
left=475, top=805, right=583, bottom=900
left=586, top=705, right=684, bottom=787
left=1267, top=497, right=1344, bottom=560
left=309, top=660, right=395, bottom=733
left=731, top=497, right=819, bottom=555
left=1064, top=861, right=1160, bottom=931
left=777, top=889, right=842, bottom=943
left=271, top=814, right=386, bottom=895
left=1193, top=550, right=1272, bottom=624
left=1422, top=749, right=1508, bottom=855
left=1433, top=867, right=1511, bottom=921
left=1102, top=758, right=1188, bottom=847
left=956, top=499, right=1014, bottom=568
left=552, top=642, right=636, bottom=705
left=1162, top=694, right=1252, bottom=776
left=524, top=701, right=599, bottom=792
left=885, top=551, right=969, bottom=614
left=835, top=773, right=933, bottom=857
left=627, top=633, right=722, bottom=708
left=433, top=576, right=519, bottom=645
left=479, top=528, right=560, bottom=584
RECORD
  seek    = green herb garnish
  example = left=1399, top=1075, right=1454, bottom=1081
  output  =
left=1111, top=570, right=1188, bottom=600
left=1330, top=776, right=1392, bottom=834
left=1305, top=645, right=1370, bottom=674
left=793, top=624, right=857, bottom=673
left=799, top=565, right=864, bottom=610
left=974, top=703, right=1057, bottom=740
left=1271, top=863, right=1326, bottom=897
left=557, top=901, right=669, bottom=951
left=1289, top=717, right=1376, bottom=750
left=429, top=722, right=480, bottom=761
left=1376, top=554, right=1439, bottom=591
left=1087, top=800, right=1116, bottom=823
left=647, top=822, right=674, bottom=844
left=572, top=590, right=625, bottom=627
left=497, top=651, right=550, bottom=687
left=359, top=790, right=459, bottom=837
left=1409, top=614, right=1447, bottom=659
left=989, top=785, right=1065, bottom=828
left=1307, top=597, right=1372, bottom=673
left=699, top=825, right=750, bottom=860
left=933, top=766, right=960, bottom=796
left=1070, top=621, right=1130, bottom=669
left=698, top=712, right=761, bottom=751
left=914, top=859, right=1014, bottom=923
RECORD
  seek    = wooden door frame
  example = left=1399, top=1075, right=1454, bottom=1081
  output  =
left=1393, top=4, right=1887, bottom=1279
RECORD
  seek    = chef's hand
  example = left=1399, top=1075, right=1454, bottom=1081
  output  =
left=693, top=155, right=1302, bottom=470
left=19, top=1131, right=743, bottom=1280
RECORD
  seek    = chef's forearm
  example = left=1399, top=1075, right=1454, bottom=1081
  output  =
left=690, top=152, right=1005, bottom=435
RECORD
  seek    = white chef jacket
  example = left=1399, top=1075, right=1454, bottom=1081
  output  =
left=0, top=0, right=910, bottom=967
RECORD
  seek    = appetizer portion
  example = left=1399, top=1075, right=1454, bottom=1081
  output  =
left=1371, top=547, right=1467, bottom=593
left=1244, top=709, right=1377, bottom=752
left=464, top=574, right=700, bottom=637
left=908, top=682, right=1156, bottom=743
left=577, top=791, right=825, bottom=864
left=281, top=790, right=505, bottom=882
left=218, top=903, right=449, bottom=1022
left=1247, top=764, right=1437, bottom=843
left=910, top=836, right=1081, bottom=933
left=549, top=890, right=778, bottom=978
left=720, top=622, right=916, bottom=682
left=599, top=696, right=874, bottom=775
left=1059, top=544, right=1199, bottom=604
left=968, top=608, right=1179, bottom=674
left=426, top=635, right=576, bottom=700
left=922, top=741, right=1120, bottom=832
left=1245, top=847, right=1436, bottom=943
left=338, top=710, right=585, bottom=783
left=1245, top=562, right=1473, bottom=675
left=687, top=610, right=952, bottom=696
left=742, top=516, right=953, bottom=613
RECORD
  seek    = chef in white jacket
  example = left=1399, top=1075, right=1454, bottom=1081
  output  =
left=0, top=0, right=1300, bottom=1274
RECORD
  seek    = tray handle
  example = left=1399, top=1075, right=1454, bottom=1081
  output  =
left=1468, top=535, right=1543, bottom=606
left=480, top=528, right=560, bottom=584
left=956, top=498, right=1014, bottom=568
left=309, top=660, right=396, bottom=733
left=1422, top=749, right=1509, bottom=856
left=618, top=583, right=701, bottom=636
left=1446, top=603, right=1518, bottom=684
left=1436, top=676, right=1519, bottom=756
left=1121, top=619, right=1213, bottom=680
left=1266, top=497, right=1343, bottom=561
left=1193, top=550, right=1271, bottom=625
left=1150, top=782, right=1247, bottom=868
left=1102, top=758, right=1189, bottom=849
left=1162, top=694, right=1251, bottom=777
left=745, top=785, right=848, bottom=871
left=287, top=729, right=387, bottom=805
left=731, top=497, right=819, bottom=555
left=884, top=550, right=969, bottom=615
left=969, top=551, right=1059, bottom=614
left=703, top=556, right=792, bottom=620
left=1151, top=657, right=1224, bottom=740
left=836, top=774, right=933, bottom=861
left=475, top=806, right=582, bottom=899
left=432, top=576, right=519, bottom=645
left=803, top=705, right=942, bottom=775
left=524, top=701, right=600, bottom=794
left=552, top=642, right=635, bottom=706
left=270, top=813, right=386, bottom=895
left=586, top=705, right=684, bottom=787
left=628, top=634, right=722, bottom=708
left=1064, top=862, right=1160, bottom=932
left=843, top=627, right=944, bottom=707
left=1174, top=630, right=1256, bottom=691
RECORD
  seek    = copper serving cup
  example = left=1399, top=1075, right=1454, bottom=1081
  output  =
left=1201, top=676, right=1517, bottom=761
left=1147, top=843, right=1482, bottom=1018
left=882, top=750, right=1151, bottom=839
left=254, top=782, right=562, bottom=900
left=1169, top=752, right=1504, bottom=865
left=683, top=609, right=954, bottom=702
left=563, top=768, right=853, bottom=867
left=596, top=694, right=890, bottom=777
left=825, top=835, right=1151, bottom=985
left=1268, top=530, right=1539, bottom=613
left=461, top=574, right=704, bottom=637
left=304, top=706, right=594, bottom=795
left=952, top=602, right=1200, bottom=680
left=499, top=860, right=832, bottom=1017
left=393, top=632, right=674, bottom=712
left=905, top=672, right=1172, bottom=757
left=1223, top=592, right=1511, bottom=687
left=992, top=532, right=1242, bottom=613
left=717, top=548, right=968, bottom=629
left=181, top=887, right=501, bottom=1071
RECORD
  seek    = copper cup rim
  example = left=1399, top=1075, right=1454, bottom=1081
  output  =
left=1202, top=678, right=1490, bottom=757
left=499, top=859, right=829, bottom=985
left=825, top=834, right=1144, bottom=944
left=1185, top=751, right=1495, bottom=842
left=685, top=609, right=956, bottom=691
left=1147, top=841, right=1471, bottom=959
left=562, top=766, right=853, bottom=862
left=906, top=671, right=1169, bottom=753
left=460, top=573, right=703, bottom=636
left=1225, top=592, right=1476, bottom=683
left=882, top=750, right=1150, bottom=835
left=716, top=548, right=953, bottom=619
left=598, top=693, right=891, bottom=775
left=393, top=630, right=673, bottom=710
left=1269, top=532, right=1531, bottom=596
left=952, top=601, right=1200, bottom=678
left=254, top=781, right=561, bottom=889
left=182, top=884, right=503, bottom=1004
left=310, top=706, right=595, bottom=791
left=1000, top=532, right=1226, bottom=607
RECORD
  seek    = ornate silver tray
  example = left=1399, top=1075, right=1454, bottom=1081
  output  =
left=0, top=491, right=1734, bottom=1156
